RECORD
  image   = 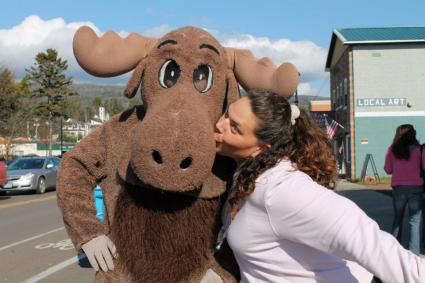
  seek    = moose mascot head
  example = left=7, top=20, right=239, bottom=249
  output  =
left=57, top=25, right=298, bottom=282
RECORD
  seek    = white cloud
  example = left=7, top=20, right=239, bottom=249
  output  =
left=0, top=15, right=107, bottom=83
left=297, top=82, right=312, bottom=95
left=143, top=24, right=173, bottom=37
left=221, top=34, right=327, bottom=83
left=0, top=17, right=329, bottom=92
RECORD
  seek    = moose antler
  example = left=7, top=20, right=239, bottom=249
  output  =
left=226, top=48, right=299, bottom=98
left=73, top=26, right=157, bottom=77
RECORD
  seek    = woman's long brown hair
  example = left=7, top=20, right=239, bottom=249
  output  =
left=390, top=124, right=418, bottom=160
left=229, top=91, right=337, bottom=216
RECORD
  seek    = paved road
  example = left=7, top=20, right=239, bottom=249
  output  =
left=0, top=183, right=404, bottom=282
left=0, top=191, right=94, bottom=282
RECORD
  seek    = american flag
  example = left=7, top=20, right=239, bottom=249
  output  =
left=324, top=115, right=344, bottom=140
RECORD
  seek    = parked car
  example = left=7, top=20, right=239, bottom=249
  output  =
left=2, top=156, right=61, bottom=194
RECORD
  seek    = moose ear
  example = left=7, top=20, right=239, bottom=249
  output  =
left=124, top=60, right=146, bottom=99
left=223, top=71, right=241, bottom=113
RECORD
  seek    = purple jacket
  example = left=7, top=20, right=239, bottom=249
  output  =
left=384, top=145, right=425, bottom=187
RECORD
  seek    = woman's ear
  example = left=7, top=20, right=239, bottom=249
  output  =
left=223, top=71, right=241, bottom=113
left=124, top=60, right=146, bottom=98
left=262, top=144, right=271, bottom=150
left=250, top=144, right=271, bottom=158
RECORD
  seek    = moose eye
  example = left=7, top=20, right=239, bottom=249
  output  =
left=193, top=64, right=213, bottom=93
left=158, top=59, right=180, bottom=88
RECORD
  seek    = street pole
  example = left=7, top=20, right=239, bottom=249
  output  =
left=60, top=115, right=63, bottom=155
left=294, top=72, right=301, bottom=106
left=294, top=89, right=299, bottom=106
left=48, top=97, right=52, bottom=157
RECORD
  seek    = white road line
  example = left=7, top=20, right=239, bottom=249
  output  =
left=24, top=253, right=87, bottom=283
left=0, top=227, right=64, bottom=252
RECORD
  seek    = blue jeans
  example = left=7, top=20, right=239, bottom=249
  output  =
left=392, top=185, right=423, bottom=255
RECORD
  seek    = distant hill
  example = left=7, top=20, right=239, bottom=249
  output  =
left=72, top=84, right=127, bottom=104
left=71, top=83, right=125, bottom=101
left=70, top=83, right=140, bottom=110
left=70, top=83, right=329, bottom=110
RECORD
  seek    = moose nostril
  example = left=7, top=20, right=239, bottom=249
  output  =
left=179, top=157, right=192, bottom=171
left=152, top=150, right=163, bottom=164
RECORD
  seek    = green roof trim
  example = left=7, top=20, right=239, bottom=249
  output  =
left=335, top=27, right=425, bottom=43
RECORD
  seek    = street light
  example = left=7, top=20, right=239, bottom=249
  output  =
left=294, top=72, right=301, bottom=106
left=294, top=89, right=299, bottom=106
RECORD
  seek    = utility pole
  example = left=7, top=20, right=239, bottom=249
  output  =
left=34, top=119, right=40, bottom=140
left=26, top=121, right=30, bottom=139
left=48, top=96, right=52, bottom=156
left=60, top=114, right=63, bottom=155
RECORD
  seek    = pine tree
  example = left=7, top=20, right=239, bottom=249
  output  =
left=26, top=48, right=77, bottom=156
left=105, top=98, right=124, bottom=116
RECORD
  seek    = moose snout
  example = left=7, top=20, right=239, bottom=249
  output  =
left=129, top=101, right=216, bottom=192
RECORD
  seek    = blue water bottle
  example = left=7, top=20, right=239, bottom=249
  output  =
left=93, top=185, right=104, bottom=222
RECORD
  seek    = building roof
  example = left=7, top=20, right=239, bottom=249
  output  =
left=335, top=27, right=425, bottom=44
left=325, top=26, right=425, bottom=70
left=310, top=100, right=331, bottom=112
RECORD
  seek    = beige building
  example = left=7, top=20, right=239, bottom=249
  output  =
left=326, top=27, right=425, bottom=178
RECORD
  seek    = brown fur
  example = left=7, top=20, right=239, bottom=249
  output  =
left=58, top=26, right=297, bottom=282
left=112, top=185, right=221, bottom=282
left=58, top=106, right=239, bottom=282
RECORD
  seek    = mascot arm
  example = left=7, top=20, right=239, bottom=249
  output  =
left=57, top=126, right=108, bottom=251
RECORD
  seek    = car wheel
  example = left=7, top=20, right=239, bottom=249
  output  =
left=0, top=191, right=6, bottom=196
left=36, top=177, right=46, bottom=194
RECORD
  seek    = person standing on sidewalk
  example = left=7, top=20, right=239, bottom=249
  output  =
left=384, top=124, right=425, bottom=255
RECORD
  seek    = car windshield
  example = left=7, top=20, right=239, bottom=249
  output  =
left=8, top=159, right=45, bottom=170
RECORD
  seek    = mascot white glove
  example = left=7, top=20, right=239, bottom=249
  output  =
left=81, top=234, right=117, bottom=272
left=200, top=269, right=224, bottom=283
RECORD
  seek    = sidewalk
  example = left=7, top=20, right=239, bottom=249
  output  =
left=335, top=179, right=423, bottom=256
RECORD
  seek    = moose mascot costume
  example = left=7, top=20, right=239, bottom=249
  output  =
left=57, top=25, right=298, bottom=282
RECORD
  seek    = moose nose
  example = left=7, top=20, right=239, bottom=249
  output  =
left=179, top=156, right=192, bottom=171
left=151, top=150, right=193, bottom=171
left=152, top=150, right=163, bottom=164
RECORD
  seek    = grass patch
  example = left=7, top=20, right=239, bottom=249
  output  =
left=348, top=176, right=391, bottom=187
left=359, top=177, right=391, bottom=186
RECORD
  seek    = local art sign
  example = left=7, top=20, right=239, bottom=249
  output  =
left=357, top=98, right=407, bottom=107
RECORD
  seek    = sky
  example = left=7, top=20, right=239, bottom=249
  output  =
left=1, top=0, right=425, bottom=97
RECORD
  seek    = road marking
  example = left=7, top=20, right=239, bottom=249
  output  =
left=0, top=195, right=56, bottom=209
left=24, top=253, right=87, bottom=283
left=0, top=227, right=64, bottom=252
left=35, top=239, right=74, bottom=250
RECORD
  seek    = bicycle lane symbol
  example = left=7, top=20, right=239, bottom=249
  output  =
left=34, top=239, right=74, bottom=251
